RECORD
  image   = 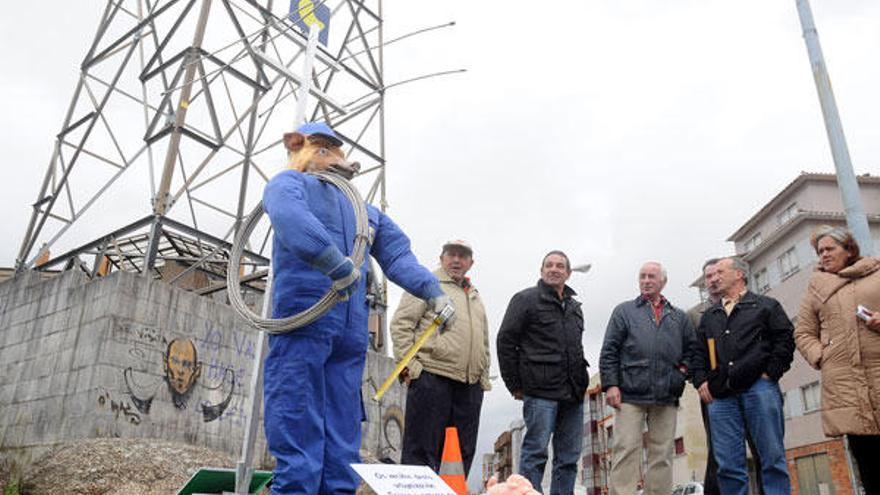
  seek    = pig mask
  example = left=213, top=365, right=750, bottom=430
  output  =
left=284, top=131, right=360, bottom=179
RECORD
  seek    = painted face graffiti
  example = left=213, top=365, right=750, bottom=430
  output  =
left=122, top=326, right=237, bottom=423
left=164, top=338, right=202, bottom=398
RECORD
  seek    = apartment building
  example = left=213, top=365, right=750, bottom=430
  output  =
left=582, top=373, right=710, bottom=494
left=721, top=172, right=880, bottom=495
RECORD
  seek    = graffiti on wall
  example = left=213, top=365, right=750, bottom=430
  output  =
left=97, top=389, right=141, bottom=425
left=381, top=405, right=404, bottom=455
left=115, top=320, right=248, bottom=423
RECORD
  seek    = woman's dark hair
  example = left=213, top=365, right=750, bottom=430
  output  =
left=810, top=225, right=861, bottom=269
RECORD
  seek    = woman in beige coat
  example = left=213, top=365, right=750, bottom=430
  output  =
left=795, top=225, right=880, bottom=492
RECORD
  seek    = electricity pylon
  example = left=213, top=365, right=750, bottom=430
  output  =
left=16, top=0, right=391, bottom=296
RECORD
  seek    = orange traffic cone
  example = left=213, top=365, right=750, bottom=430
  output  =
left=439, top=426, right=468, bottom=495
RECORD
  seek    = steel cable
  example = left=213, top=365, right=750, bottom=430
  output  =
left=226, top=171, right=369, bottom=333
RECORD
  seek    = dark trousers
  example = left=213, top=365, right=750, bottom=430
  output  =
left=401, top=371, right=484, bottom=475
left=701, top=398, right=765, bottom=495
left=701, top=401, right=721, bottom=495
left=849, top=434, right=880, bottom=494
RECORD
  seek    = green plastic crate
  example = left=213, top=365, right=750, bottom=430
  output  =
left=176, top=467, right=272, bottom=495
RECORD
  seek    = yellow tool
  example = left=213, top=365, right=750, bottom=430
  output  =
left=708, top=338, right=717, bottom=371
left=372, top=304, right=455, bottom=402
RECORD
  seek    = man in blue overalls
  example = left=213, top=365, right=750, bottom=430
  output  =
left=262, top=122, right=448, bottom=493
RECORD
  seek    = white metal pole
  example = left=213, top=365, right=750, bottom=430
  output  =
left=235, top=21, right=321, bottom=494
left=796, top=0, right=874, bottom=255
left=295, top=24, right=321, bottom=128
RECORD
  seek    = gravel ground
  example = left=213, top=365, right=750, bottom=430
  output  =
left=5, top=438, right=266, bottom=495
left=0, top=439, right=390, bottom=494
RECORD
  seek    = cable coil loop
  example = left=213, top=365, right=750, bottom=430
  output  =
left=226, top=171, right=369, bottom=334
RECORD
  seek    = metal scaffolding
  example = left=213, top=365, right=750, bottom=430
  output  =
left=16, top=0, right=390, bottom=304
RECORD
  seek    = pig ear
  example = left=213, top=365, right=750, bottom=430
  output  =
left=283, top=132, right=305, bottom=153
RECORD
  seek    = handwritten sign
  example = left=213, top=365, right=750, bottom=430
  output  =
left=351, top=464, right=457, bottom=495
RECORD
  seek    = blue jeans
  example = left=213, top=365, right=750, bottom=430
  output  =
left=708, top=378, right=790, bottom=495
left=520, top=396, right=584, bottom=495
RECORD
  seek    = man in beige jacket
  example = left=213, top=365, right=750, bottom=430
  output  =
left=390, top=239, right=491, bottom=476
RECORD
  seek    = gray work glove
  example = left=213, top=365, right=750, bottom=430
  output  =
left=327, top=258, right=360, bottom=300
left=427, top=294, right=456, bottom=329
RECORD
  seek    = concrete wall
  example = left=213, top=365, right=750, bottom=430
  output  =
left=361, top=345, right=407, bottom=464
left=0, top=269, right=405, bottom=467
left=0, top=269, right=269, bottom=462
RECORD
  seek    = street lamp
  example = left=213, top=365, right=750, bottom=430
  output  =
left=572, top=263, right=592, bottom=274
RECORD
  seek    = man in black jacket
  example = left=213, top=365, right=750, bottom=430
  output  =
left=692, top=257, right=794, bottom=495
left=497, top=251, right=589, bottom=495
left=600, top=262, right=695, bottom=495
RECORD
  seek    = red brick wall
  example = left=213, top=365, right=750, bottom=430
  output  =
left=786, top=438, right=853, bottom=495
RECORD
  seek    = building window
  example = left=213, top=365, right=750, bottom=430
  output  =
left=753, top=267, right=770, bottom=293
left=745, top=232, right=762, bottom=252
left=802, top=381, right=821, bottom=413
left=795, top=453, right=835, bottom=495
left=779, top=247, right=799, bottom=278
left=674, top=437, right=685, bottom=455
left=778, top=203, right=798, bottom=225
left=783, top=390, right=793, bottom=419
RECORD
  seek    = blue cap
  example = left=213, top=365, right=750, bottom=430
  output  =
left=296, top=122, right=343, bottom=147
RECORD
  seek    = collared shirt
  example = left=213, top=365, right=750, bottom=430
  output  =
left=721, top=289, right=748, bottom=315
left=445, top=268, right=472, bottom=293
left=460, top=276, right=472, bottom=294
left=641, top=294, right=667, bottom=324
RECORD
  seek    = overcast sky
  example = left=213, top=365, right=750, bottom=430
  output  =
left=2, top=0, right=880, bottom=490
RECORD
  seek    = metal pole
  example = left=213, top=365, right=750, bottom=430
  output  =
left=235, top=21, right=321, bottom=494
left=294, top=23, right=321, bottom=127
left=153, top=0, right=214, bottom=215
left=144, top=0, right=215, bottom=273
left=227, top=17, right=273, bottom=452
left=796, top=0, right=874, bottom=255
left=377, top=0, right=389, bottom=354
left=234, top=273, right=270, bottom=494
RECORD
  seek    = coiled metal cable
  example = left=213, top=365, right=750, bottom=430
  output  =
left=226, top=171, right=369, bottom=334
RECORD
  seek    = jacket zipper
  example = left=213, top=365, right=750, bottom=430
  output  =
left=465, top=288, right=473, bottom=383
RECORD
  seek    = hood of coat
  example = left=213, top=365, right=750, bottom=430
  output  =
left=838, top=256, right=880, bottom=280
left=810, top=256, right=880, bottom=303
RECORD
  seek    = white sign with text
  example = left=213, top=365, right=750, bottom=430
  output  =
left=351, top=464, right=457, bottom=495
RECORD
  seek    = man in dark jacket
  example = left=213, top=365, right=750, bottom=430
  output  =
left=692, top=257, right=794, bottom=495
left=688, top=259, right=765, bottom=495
left=497, top=251, right=589, bottom=495
left=600, top=262, right=695, bottom=495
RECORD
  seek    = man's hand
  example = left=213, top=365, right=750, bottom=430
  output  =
left=400, top=367, right=411, bottom=386
left=327, top=257, right=360, bottom=300
left=698, top=382, right=713, bottom=404
left=513, top=390, right=523, bottom=401
left=606, top=386, right=621, bottom=409
left=867, top=312, right=880, bottom=332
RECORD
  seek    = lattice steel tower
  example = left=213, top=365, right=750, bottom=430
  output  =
left=16, top=0, right=392, bottom=312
